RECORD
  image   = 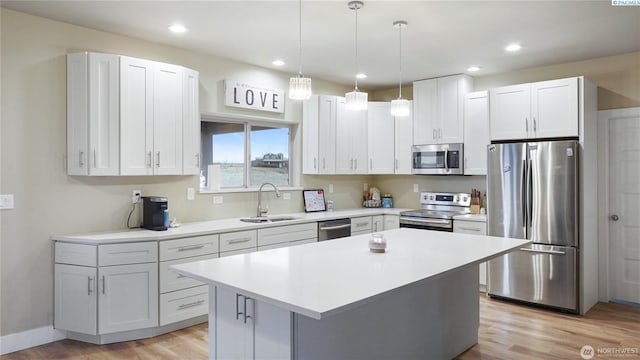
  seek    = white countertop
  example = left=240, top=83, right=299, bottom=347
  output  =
left=452, top=214, right=487, bottom=222
left=172, top=228, right=529, bottom=320
left=51, top=208, right=411, bottom=244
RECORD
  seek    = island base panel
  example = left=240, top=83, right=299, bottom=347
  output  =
left=293, top=266, right=479, bottom=360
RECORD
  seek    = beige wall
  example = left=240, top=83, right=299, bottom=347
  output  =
left=2, top=6, right=639, bottom=339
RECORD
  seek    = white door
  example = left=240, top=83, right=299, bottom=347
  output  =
left=153, top=62, right=183, bottom=175
left=489, top=83, right=530, bottom=141
left=182, top=68, right=200, bottom=175
left=463, top=91, right=489, bottom=175
left=216, top=287, right=253, bottom=359
left=609, top=110, right=640, bottom=304
left=367, top=102, right=395, bottom=174
left=412, top=79, right=438, bottom=145
left=318, top=95, right=337, bottom=174
left=437, top=75, right=466, bottom=143
left=302, top=96, right=319, bottom=174
left=120, top=56, right=153, bottom=175
left=54, top=264, right=97, bottom=335
left=98, top=263, right=158, bottom=334
left=335, top=98, right=354, bottom=174
left=531, top=77, right=578, bottom=138
left=394, top=107, right=413, bottom=174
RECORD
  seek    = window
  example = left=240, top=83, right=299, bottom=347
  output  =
left=201, top=121, right=290, bottom=190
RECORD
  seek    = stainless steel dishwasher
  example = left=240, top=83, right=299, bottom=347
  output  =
left=317, top=218, right=351, bottom=241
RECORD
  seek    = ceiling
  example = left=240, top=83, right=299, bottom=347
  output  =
left=2, top=1, right=640, bottom=90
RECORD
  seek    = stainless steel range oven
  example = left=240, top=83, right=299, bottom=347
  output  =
left=400, top=192, right=471, bottom=232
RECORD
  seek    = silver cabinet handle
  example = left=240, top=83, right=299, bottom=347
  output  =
left=350, top=159, right=354, bottom=170
left=196, top=153, right=200, bottom=167
left=533, top=117, right=537, bottom=131
left=355, top=222, right=368, bottom=228
left=79, top=151, right=85, bottom=168
left=93, top=149, right=97, bottom=168
left=101, top=276, right=106, bottom=295
left=459, top=227, right=481, bottom=232
left=370, top=159, right=373, bottom=170
left=395, top=159, right=399, bottom=170
left=323, top=158, right=326, bottom=170
left=178, top=244, right=205, bottom=252
left=519, top=248, right=566, bottom=255
left=354, top=158, right=358, bottom=170
left=178, top=299, right=205, bottom=310
left=313, top=157, right=316, bottom=170
left=432, top=129, right=436, bottom=140
left=88, top=276, right=94, bottom=295
left=235, top=293, right=242, bottom=320
left=525, top=117, right=529, bottom=132
left=438, top=128, right=442, bottom=139
left=243, top=296, right=252, bottom=324
left=228, top=237, right=251, bottom=244
left=156, top=151, right=161, bottom=168
left=147, top=151, right=152, bottom=168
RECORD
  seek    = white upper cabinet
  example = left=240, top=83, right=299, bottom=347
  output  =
left=182, top=68, right=201, bottom=175
left=413, top=74, right=473, bottom=145
left=335, top=97, right=367, bottom=174
left=68, top=52, right=197, bottom=176
left=394, top=103, right=413, bottom=174
left=367, top=102, right=395, bottom=174
left=67, top=52, right=120, bottom=176
left=121, top=57, right=183, bottom=175
left=490, top=77, right=578, bottom=141
left=302, top=95, right=336, bottom=174
left=463, top=91, right=489, bottom=175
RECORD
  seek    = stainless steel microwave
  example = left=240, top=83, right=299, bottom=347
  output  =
left=411, top=143, right=464, bottom=175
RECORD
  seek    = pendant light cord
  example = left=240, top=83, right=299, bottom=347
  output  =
left=297, top=0, right=303, bottom=77
left=398, top=22, right=403, bottom=99
left=354, top=3, right=359, bottom=90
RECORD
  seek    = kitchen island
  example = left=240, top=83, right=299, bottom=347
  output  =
left=172, top=228, right=529, bottom=360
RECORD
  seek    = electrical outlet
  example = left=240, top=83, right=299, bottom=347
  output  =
left=0, top=194, right=14, bottom=209
left=363, top=183, right=368, bottom=191
left=282, top=192, right=291, bottom=200
left=329, top=184, right=334, bottom=193
left=413, top=184, right=419, bottom=193
left=213, top=196, right=223, bottom=204
left=132, top=190, right=142, bottom=204
left=187, top=187, right=195, bottom=201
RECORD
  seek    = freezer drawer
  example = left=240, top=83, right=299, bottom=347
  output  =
left=487, top=244, right=577, bottom=311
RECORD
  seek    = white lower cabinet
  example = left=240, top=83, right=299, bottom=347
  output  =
left=372, top=215, right=384, bottom=233
left=257, top=223, right=317, bottom=251
left=383, top=215, right=400, bottom=230
left=160, top=285, right=209, bottom=326
left=351, top=216, right=373, bottom=236
left=453, top=220, right=487, bottom=290
left=216, top=286, right=291, bottom=360
left=54, top=264, right=98, bottom=335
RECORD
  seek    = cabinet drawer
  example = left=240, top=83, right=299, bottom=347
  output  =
left=351, top=216, right=372, bottom=233
left=98, top=242, right=158, bottom=266
left=219, top=230, right=257, bottom=253
left=220, top=247, right=255, bottom=258
left=453, top=220, right=487, bottom=235
left=160, top=253, right=218, bottom=293
left=257, top=223, right=317, bottom=247
left=258, top=238, right=317, bottom=251
left=159, top=285, right=209, bottom=326
left=159, top=234, right=219, bottom=261
left=55, top=242, right=97, bottom=267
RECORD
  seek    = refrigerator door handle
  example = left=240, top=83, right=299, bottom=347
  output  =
left=528, top=159, right=533, bottom=228
left=519, top=248, right=566, bottom=256
left=522, top=160, right=527, bottom=228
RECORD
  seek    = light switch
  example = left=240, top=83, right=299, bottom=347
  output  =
left=363, top=183, right=368, bottom=191
left=0, top=194, right=14, bottom=209
left=329, top=184, right=334, bottom=193
left=413, top=184, right=419, bottom=193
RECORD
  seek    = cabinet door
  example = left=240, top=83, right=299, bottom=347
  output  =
left=254, top=297, right=292, bottom=360
left=120, top=56, right=154, bottom=175
left=412, top=79, right=438, bottom=145
left=87, top=53, right=120, bottom=176
left=437, top=75, right=467, bottom=143
left=371, top=215, right=384, bottom=232
left=351, top=110, right=368, bottom=174
left=153, top=62, right=183, bottom=175
left=394, top=105, right=413, bottom=174
left=383, top=214, right=400, bottom=230
left=318, top=96, right=337, bottom=174
left=54, top=264, right=97, bottom=335
left=335, top=98, right=354, bottom=174
left=216, top=287, right=253, bottom=360
left=67, top=53, right=89, bottom=175
left=489, top=83, right=530, bottom=141
left=367, top=102, right=395, bottom=174
left=463, top=91, right=489, bottom=175
left=302, top=96, right=319, bottom=174
left=98, top=263, right=158, bottom=334
left=531, top=77, right=578, bottom=138
left=182, top=68, right=200, bottom=175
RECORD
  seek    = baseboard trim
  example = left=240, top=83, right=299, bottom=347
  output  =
left=0, top=325, right=66, bottom=355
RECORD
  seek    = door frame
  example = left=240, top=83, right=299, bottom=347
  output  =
left=597, top=107, right=640, bottom=302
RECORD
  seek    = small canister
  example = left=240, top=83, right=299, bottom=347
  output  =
left=382, top=194, right=393, bottom=208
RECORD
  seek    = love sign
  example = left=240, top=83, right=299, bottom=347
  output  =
left=224, top=80, right=285, bottom=114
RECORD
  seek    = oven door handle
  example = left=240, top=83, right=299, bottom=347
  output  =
left=400, top=217, right=452, bottom=228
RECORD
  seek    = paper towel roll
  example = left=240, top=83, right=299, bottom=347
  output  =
left=207, top=164, right=221, bottom=191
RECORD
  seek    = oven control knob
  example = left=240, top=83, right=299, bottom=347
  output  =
left=462, top=196, right=468, bottom=202
left=454, top=196, right=458, bottom=202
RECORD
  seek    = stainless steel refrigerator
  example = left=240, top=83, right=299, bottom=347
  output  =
left=487, top=140, right=579, bottom=312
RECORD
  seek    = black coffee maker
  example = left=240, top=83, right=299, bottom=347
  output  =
left=142, top=196, right=168, bottom=231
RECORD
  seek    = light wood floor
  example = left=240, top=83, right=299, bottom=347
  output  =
left=2, top=295, right=639, bottom=360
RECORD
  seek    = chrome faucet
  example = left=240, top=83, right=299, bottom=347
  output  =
left=257, top=182, right=281, bottom=217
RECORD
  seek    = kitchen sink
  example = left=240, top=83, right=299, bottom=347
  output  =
left=240, top=216, right=300, bottom=223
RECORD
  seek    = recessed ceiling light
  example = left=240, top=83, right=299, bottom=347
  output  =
left=168, top=24, right=187, bottom=33
left=356, top=73, right=367, bottom=79
left=467, top=66, right=481, bottom=72
left=505, top=43, right=522, bottom=52
left=272, top=60, right=286, bottom=66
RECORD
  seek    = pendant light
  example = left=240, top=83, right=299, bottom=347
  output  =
left=345, top=1, right=368, bottom=111
left=390, top=20, right=410, bottom=117
left=288, top=0, right=312, bottom=100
